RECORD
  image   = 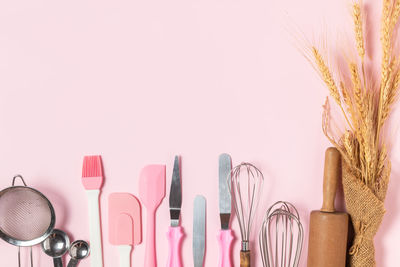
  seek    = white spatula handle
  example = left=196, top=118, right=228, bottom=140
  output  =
left=118, top=245, right=132, bottom=267
left=86, top=189, right=104, bottom=267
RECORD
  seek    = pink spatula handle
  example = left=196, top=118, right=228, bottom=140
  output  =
left=145, top=211, right=157, bottom=267
left=217, top=229, right=234, bottom=267
left=167, top=226, right=184, bottom=267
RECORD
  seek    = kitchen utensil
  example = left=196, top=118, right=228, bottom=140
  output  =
left=0, top=175, right=56, bottom=267
left=139, top=165, right=166, bottom=267
left=218, top=153, right=234, bottom=267
left=67, top=240, right=90, bottom=267
left=167, top=156, right=184, bottom=267
left=109, top=193, right=142, bottom=267
left=42, top=229, right=70, bottom=267
left=259, top=201, right=304, bottom=267
left=307, top=147, right=349, bottom=267
left=82, top=155, right=104, bottom=267
left=193, top=195, right=206, bottom=267
left=229, top=162, right=264, bottom=267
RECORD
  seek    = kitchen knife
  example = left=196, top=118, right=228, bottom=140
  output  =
left=167, top=156, right=184, bottom=267
left=193, top=195, right=206, bottom=267
left=218, top=153, right=234, bottom=267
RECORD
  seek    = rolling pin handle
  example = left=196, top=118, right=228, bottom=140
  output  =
left=321, top=147, right=341, bottom=213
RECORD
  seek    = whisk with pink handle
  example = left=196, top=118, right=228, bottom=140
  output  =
left=228, top=162, right=264, bottom=267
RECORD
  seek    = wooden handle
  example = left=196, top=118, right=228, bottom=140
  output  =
left=240, top=250, right=250, bottom=267
left=321, top=147, right=341, bottom=212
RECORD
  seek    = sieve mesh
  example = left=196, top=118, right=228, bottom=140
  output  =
left=0, top=187, right=53, bottom=242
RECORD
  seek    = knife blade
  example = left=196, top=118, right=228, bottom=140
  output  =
left=169, top=155, right=182, bottom=227
left=167, top=155, right=184, bottom=267
left=219, top=153, right=232, bottom=229
left=217, top=154, right=234, bottom=267
left=193, top=195, right=206, bottom=267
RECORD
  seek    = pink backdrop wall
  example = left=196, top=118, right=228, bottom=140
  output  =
left=0, top=0, right=399, bottom=266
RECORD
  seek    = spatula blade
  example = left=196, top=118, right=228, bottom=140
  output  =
left=219, top=153, right=232, bottom=229
left=109, top=193, right=142, bottom=245
left=139, top=165, right=166, bottom=209
left=193, top=195, right=206, bottom=267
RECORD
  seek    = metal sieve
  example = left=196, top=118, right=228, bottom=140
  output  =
left=0, top=175, right=56, bottom=267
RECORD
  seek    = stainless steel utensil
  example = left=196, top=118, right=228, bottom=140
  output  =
left=0, top=175, right=56, bottom=267
left=228, top=163, right=264, bottom=267
left=67, top=240, right=90, bottom=267
left=259, top=201, right=304, bottom=267
left=167, top=155, right=184, bottom=267
left=41, top=229, right=70, bottom=267
left=169, top=156, right=182, bottom=228
left=219, top=154, right=232, bottom=230
left=193, top=195, right=206, bottom=267
left=218, top=153, right=234, bottom=267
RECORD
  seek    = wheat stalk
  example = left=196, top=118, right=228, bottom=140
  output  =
left=391, top=0, right=400, bottom=30
left=380, top=0, right=393, bottom=89
left=353, top=2, right=365, bottom=60
left=364, top=94, right=378, bottom=186
left=312, top=47, right=341, bottom=105
left=340, top=81, right=357, bottom=129
left=377, top=0, right=395, bottom=143
left=380, top=69, right=398, bottom=125
left=322, top=97, right=358, bottom=168
left=377, top=144, right=387, bottom=179
left=349, top=63, right=367, bottom=121
left=343, top=130, right=357, bottom=166
left=307, top=0, right=400, bottom=189
left=312, top=47, right=356, bottom=128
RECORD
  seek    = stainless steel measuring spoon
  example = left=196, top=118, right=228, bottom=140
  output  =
left=41, top=229, right=70, bottom=267
left=67, top=240, right=90, bottom=267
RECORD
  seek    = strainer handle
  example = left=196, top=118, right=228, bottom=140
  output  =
left=12, top=175, right=27, bottom=186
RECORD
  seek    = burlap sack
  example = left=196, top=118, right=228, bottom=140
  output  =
left=342, top=163, right=387, bottom=267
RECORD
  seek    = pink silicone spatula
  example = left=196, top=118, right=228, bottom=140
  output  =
left=109, top=193, right=142, bottom=267
left=139, top=165, right=166, bottom=267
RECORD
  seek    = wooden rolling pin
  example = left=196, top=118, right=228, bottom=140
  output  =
left=307, top=147, right=349, bottom=267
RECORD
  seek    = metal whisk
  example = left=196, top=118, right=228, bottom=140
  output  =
left=259, top=201, right=304, bottom=267
left=228, top=162, right=264, bottom=267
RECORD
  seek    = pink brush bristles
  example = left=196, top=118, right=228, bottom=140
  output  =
left=82, top=155, right=104, bottom=190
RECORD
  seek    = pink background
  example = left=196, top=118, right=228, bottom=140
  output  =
left=0, top=0, right=399, bottom=266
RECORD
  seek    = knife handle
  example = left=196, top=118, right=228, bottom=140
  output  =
left=217, top=229, right=234, bottom=267
left=167, top=226, right=184, bottom=267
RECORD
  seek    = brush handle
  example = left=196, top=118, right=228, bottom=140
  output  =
left=118, top=245, right=132, bottom=267
left=167, top=226, right=184, bottom=267
left=86, top=190, right=104, bottom=267
left=217, top=230, right=234, bottom=267
left=145, top=211, right=157, bottom=267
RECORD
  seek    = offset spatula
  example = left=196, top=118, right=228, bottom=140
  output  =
left=193, top=195, right=206, bottom=267
left=167, top=156, right=184, bottom=267
left=218, top=154, right=234, bottom=267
